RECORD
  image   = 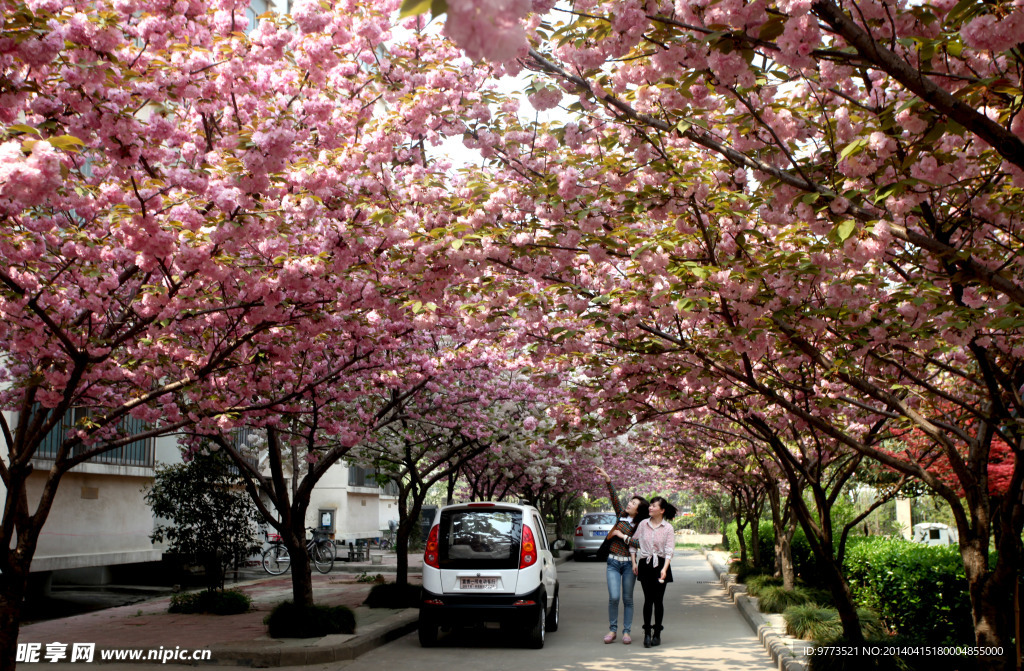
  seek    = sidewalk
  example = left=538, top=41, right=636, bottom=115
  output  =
left=706, top=550, right=809, bottom=671
left=20, top=551, right=424, bottom=666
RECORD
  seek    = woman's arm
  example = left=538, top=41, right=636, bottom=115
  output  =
left=596, top=467, right=624, bottom=517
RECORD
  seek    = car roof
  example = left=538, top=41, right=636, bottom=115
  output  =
left=440, top=502, right=540, bottom=514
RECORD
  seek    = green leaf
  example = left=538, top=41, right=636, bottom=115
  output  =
left=398, top=0, right=431, bottom=19
left=839, top=138, right=867, bottom=160
left=8, top=124, right=40, bottom=136
left=48, top=134, right=86, bottom=151
left=758, top=16, right=785, bottom=41
left=837, top=220, right=857, bottom=241
left=430, top=0, right=447, bottom=15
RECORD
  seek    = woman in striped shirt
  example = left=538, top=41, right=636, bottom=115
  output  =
left=596, top=467, right=649, bottom=644
left=629, top=496, right=677, bottom=647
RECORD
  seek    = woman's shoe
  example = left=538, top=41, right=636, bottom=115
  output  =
left=651, top=625, right=663, bottom=646
left=642, top=626, right=652, bottom=648
left=622, top=633, right=632, bottom=645
left=603, top=632, right=616, bottom=644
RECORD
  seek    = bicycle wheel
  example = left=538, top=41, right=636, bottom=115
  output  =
left=262, top=544, right=291, bottom=575
left=312, top=541, right=334, bottom=574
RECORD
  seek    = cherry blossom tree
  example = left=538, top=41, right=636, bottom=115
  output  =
left=381, top=1, right=1024, bottom=664
left=0, top=0, right=506, bottom=662
left=405, top=0, right=1024, bottom=663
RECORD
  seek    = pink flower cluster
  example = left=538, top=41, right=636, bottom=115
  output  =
left=961, top=11, right=1024, bottom=52
left=443, top=0, right=531, bottom=62
left=0, top=140, right=62, bottom=210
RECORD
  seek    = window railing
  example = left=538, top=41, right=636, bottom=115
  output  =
left=348, top=464, right=399, bottom=495
left=32, top=407, right=155, bottom=468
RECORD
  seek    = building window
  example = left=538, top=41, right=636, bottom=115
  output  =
left=32, top=407, right=155, bottom=468
left=348, top=464, right=399, bottom=495
left=245, top=0, right=269, bottom=34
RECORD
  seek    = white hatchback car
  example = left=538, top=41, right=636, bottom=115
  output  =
left=419, top=502, right=561, bottom=648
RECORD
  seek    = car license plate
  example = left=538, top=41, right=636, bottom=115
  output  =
left=592, top=530, right=608, bottom=537
left=460, top=577, right=498, bottom=589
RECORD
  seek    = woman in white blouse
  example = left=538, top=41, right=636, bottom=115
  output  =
left=628, top=496, right=677, bottom=647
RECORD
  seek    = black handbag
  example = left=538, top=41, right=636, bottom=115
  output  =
left=595, top=533, right=615, bottom=561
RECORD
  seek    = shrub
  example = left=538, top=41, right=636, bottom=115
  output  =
left=729, top=560, right=770, bottom=583
left=363, top=582, right=420, bottom=608
left=168, top=589, right=252, bottom=615
left=784, top=604, right=885, bottom=640
left=744, top=575, right=783, bottom=597
left=264, top=601, right=356, bottom=638
left=843, top=537, right=974, bottom=646
left=757, top=585, right=817, bottom=613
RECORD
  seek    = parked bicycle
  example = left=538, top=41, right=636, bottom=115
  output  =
left=262, top=528, right=335, bottom=575
left=377, top=528, right=395, bottom=551
left=376, top=520, right=397, bottom=551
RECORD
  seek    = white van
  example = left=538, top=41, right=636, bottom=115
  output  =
left=418, top=502, right=561, bottom=648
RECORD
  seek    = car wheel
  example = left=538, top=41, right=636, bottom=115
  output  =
left=526, top=601, right=546, bottom=649
left=418, top=618, right=439, bottom=647
left=546, top=591, right=559, bottom=632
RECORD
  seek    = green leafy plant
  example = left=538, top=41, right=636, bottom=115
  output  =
left=355, top=572, right=386, bottom=584
left=844, top=537, right=975, bottom=646
left=264, top=601, right=356, bottom=638
left=363, top=582, right=420, bottom=608
left=744, top=574, right=783, bottom=597
left=169, top=589, right=252, bottom=615
left=756, top=585, right=817, bottom=613
left=144, top=449, right=262, bottom=592
left=784, top=604, right=885, bottom=640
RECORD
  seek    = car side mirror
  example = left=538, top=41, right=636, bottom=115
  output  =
left=551, top=539, right=566, bottom=550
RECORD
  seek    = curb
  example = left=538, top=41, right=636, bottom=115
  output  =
left=705, top=551, right=809, bottom=671
left=190, top=609, right=419, bottom=667
left=173, top=551, right=570, bottom=666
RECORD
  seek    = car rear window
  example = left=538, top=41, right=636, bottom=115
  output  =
left=439, top=509, right=522, bottom=569
left=583, top=513, right=617, bottom=525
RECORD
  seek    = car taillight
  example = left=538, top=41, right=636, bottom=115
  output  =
left=574, top=526, right=583, bottom=537
left=519, top=524, right=538, bottom=569
left=424, top=524, right=440, bottom=568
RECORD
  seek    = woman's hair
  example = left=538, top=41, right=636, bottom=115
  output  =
left=629, top=496, right=650, bottom=533
left=649, top=496, right=677, bottom=520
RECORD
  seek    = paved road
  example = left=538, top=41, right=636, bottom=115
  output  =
left=330, top=550, right=776, bottom=671
left=47, top=550, right=774, bottom=671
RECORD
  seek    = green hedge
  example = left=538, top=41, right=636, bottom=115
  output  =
left=264, top=601, right=356, bottom=638
left=364, top=582, right=420, bottom=608
left=844, top=537, right=973, bottom=646
left=727, top=522, right=977, bottom=646
left=168, top=588, right=251, bottom=615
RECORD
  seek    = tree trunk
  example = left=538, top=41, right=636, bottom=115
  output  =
left=394, top=488, right=425, bottom=588
left=749, top=517, right=762, bottom=569
left=0, top=564, right=28, bottom=671
left=735, top=517, right=749, bottom=565
left=961, top=531, right=1016, bottom=671
left=775, top=527, right=796, bottom=591
left=766, top=480, right=796, bottom=590
left=790, top=498, right=866, bottom=645
left=284, top=534, right=313, bottom=608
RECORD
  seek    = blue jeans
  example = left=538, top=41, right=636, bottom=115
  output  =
left=606, top=558, right=636, bottom=633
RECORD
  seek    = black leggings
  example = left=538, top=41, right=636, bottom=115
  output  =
left=637, top=560, right=672, bottom=629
